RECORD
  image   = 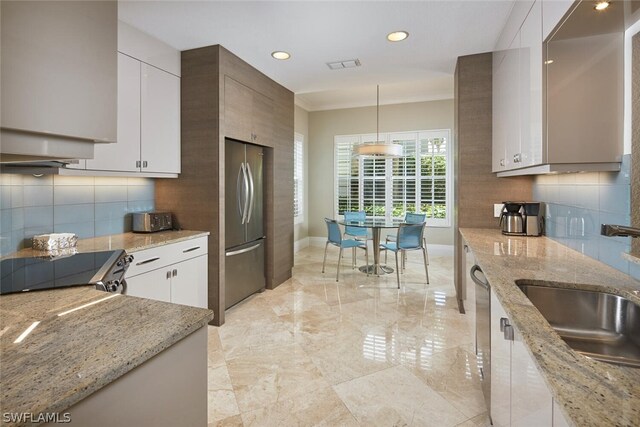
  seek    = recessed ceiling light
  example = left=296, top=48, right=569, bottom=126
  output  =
left=271, top=51, right=290, bottom=60
left=594, top=1, right=610, bottom=11
left=387, top=31, right=409, bottom=42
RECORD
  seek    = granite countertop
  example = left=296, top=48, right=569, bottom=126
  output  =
left=460, top=228, right=640, bottom=427
left=3, top=230, right=209, bottom=260
left=0, top=287, right=213, bottom=425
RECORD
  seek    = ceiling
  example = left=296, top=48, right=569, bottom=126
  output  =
left=119, top=1, right=515, bottom=111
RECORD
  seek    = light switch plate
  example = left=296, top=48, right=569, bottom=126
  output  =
left=494, top=204, right=503, bottom=218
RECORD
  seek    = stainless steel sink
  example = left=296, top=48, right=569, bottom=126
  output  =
left=516, top=282, right=640, bottom=368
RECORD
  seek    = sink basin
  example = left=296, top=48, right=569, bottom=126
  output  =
left=516, top=281, right=640, bottom=368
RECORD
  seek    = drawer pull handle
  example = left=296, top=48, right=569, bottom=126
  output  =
left=183, top=246, right=200, bottom=253
left=136, top=257, right=160, bottom=266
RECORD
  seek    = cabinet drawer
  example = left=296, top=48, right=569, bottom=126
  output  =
left=126, top=236, right=208, bottom=278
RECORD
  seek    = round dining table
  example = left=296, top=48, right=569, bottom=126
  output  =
left=338, top=218, right=402, bottom=276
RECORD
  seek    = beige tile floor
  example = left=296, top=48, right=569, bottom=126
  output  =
left=207, top=246, right=490, bottom=427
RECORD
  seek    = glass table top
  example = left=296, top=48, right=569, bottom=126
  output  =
left=337, top=219, right=404, bottom=229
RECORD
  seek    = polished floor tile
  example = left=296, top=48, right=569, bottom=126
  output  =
left=207, top=246, right=489, bottom=426
left=333, top=365, right=467, bottom=427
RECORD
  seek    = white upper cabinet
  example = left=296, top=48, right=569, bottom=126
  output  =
left=87, top=53, right=141, bottom=172
left=492, top=0, right=624, bottom=176
left=519, top=0, right=543, bottom=168
left=141, top=64, right=181, bottom=174
left=78, top=22, right=181, bottom=177
left=504, top=33, right=522, bottom=170
left=118, top=21, right=180, bottom=77
left=492, top=50, right=507, bottom=172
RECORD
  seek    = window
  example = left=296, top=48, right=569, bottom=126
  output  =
left=334, top=130, right=451, bottom=226
left=293, top=134, right=304, bottom=224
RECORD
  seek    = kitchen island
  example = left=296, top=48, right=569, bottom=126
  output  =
left=0, top=286, right=213, bottom=426
left=460, top=228, right=640, bottom=427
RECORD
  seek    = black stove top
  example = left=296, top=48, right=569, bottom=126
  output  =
left=0, top=250, right=132, bottom=295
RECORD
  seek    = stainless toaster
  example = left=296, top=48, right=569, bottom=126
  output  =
left=132, top=212, right=173, bottom=233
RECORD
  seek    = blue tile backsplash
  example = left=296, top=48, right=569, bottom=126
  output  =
left=532, top=154, right=639, bottom=280
left=0, top=174, right=155, bottom=256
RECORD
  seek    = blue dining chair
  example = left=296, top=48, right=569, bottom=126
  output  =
left=322, top=218, right=369, bottom=282
left=343, top=211, right=371, bottom=266
left=385, top=212, right=428, bottom=267
left=380, top=223, right=429, bottom=288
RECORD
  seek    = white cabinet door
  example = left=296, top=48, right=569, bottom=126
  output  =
left=170, top=255, right=208, bottom=309
left=504, top=33, right=521, bottom=171
left=141, top=64, right=181, bottom=174
left=519, top=0, right=543, bottom=168
left=87, top=53, right=141, bottom=172
left=491, top=291, right=511, bottom=427
left=126, top=268, right=171, bottom=303
left=511, top=327, right=553, bottom=426
left=492, top=50, right=507, bottom=172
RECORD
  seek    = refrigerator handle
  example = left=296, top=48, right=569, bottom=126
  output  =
left=226, top=243, right=261, bottom=257
left=242, top=162, right=250, bottom=224
left=246, top=162, right=254, bottom=223
left=237, top=163, right=246, bottom=224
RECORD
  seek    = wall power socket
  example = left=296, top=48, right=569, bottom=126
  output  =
left=493, top=204, right=503, bottom=218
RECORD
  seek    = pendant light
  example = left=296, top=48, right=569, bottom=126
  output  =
left=354, top=85, right=403, bottom=157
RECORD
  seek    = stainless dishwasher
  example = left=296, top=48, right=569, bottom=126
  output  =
left=471, top=264, right=491, bottom=419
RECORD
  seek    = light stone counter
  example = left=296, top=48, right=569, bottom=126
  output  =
left=460, top=228, right=640, bottom=427
left=3, top=230, right=209, bottom=260
left=0, top=287, right=213, bottom=426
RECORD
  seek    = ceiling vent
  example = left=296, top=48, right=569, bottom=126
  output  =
left=326, top=59, right=361, bottom=70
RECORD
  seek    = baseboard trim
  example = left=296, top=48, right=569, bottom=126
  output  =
left=309, top=236, right=327, bottom=247
left=294, top=237, right=310, bottom=253
left=307, top=236, right=453, bottom=255
left=427, top=244, right=454, bottom=256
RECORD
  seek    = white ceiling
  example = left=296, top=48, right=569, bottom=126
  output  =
left=119, top=1, right=514, bottom=111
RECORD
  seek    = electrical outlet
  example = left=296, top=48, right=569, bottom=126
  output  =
left=494, top=204, right=503, bottom=218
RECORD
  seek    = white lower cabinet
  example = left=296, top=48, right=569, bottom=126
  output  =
left=490, top=290, right=557, bottom=426
left=127, top=267, right=172, bottom=303
left=511, top=328, right=552, bottom=426
left=491, top=291, right=512, bottom=427
left=125, top=237, right=208, bottom=309
left=168, top=255, right=207, bottom=308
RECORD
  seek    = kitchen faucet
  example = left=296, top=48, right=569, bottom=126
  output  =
left=601, top=224, right=640, bottom=238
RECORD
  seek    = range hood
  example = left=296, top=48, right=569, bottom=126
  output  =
left=0, top=128, right=96, bottom=164
left=1, top=1, right=116, bottom=166
left=0, top=160, right=77, bottom=175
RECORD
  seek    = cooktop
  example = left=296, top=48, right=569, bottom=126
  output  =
left=0, top=250, right=132, bottom=295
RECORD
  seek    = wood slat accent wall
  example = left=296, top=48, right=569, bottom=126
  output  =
left=453, top=53, right=533, bottom=312
left=156, top=45, right=294, bottom=325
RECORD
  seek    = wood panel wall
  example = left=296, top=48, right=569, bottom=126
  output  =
left=156, top=45, right=294, bottom=325
left=453, top=53, right=533, bottom=312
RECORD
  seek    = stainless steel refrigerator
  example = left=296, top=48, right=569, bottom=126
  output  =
left=225, top=138, right=265, bottom=308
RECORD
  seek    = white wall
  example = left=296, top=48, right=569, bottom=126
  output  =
left=307, top=99, right=455, bottom=245
left=294, top=104, right=309, bottom=243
